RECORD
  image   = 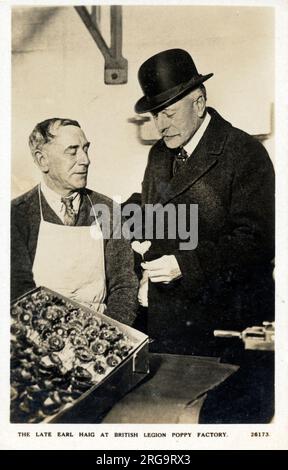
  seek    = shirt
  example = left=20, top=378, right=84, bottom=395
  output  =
left=183, top=111, right=211, bottom=157
left=40, top=180, right=81, bottom=224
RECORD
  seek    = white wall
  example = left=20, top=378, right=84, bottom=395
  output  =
left=12, top=5, right=274, bottom=201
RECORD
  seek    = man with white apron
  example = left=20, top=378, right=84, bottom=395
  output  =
left=11, top=118, right=138, bottom=326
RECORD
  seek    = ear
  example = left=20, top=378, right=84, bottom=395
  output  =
left=196, top=95, right=206, bottom=118
left=34, top=149, right=49, bottom=173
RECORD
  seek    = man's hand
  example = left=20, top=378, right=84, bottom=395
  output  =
left=141, top=255, right=182, bottom=284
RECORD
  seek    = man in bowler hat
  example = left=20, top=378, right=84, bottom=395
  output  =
left=134, top=48, right=275, bottom=423
left=134, top=49, right=275, bottom=358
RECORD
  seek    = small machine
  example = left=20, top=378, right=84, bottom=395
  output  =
left=214, top=322, right=275, bottom=351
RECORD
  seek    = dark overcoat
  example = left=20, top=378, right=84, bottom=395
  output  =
left=141, top=107, right=275, bottom=356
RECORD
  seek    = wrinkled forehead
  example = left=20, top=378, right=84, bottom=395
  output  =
left=49, top=124, right=88, bottom=146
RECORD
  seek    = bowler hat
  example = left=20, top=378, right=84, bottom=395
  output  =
left=135, top=48, right=213, bottom=114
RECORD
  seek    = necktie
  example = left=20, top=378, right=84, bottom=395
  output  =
left=173, top=147, right=189, bottom=175
left=61, top=195, right=77, bottom=226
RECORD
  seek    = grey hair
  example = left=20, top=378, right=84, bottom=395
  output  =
left=199, top=84, right=207, bottom=101
left=190, top=84, right=207, bottom=101
left=29, top=118, right=80, bottom=155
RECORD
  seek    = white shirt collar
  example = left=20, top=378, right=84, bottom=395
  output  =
left=40, top=180, right=81, bottom=223
left=183, top=111, right=211, bottom=156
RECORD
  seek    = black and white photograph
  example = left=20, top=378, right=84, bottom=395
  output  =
left=0, top=0, right=288, bottom=451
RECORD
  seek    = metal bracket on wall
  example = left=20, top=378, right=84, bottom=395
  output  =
left=128, top=116, right=157, bottom=145
left=75, top=5, right=128, bottom=85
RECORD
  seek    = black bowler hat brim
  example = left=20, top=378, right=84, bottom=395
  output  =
left=135, top=72, right=213, bottom=114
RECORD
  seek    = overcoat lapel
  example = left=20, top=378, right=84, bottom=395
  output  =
left=158, top=108, right=230, bottom=205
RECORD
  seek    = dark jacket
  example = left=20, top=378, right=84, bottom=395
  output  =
left=141, top=107, right=275, bottom=356
left=11, top=186, right=138, bottom=326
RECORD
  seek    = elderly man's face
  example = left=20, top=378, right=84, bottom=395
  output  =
left=41, top=125, right=90, bottom=194
left=152, top=92, right=204, bottom=149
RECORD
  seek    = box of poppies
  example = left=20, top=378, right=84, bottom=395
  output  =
left=10, top=286, right=149, bottom=423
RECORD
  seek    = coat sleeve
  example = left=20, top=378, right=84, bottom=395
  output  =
left=174, top=138, right=275, bottom=292
left=104, top=210, right=139, bottom=326
left=11, top=204, right=36, bottom=301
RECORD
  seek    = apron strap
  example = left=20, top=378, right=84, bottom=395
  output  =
left=86, top=192, right=98, bottom=222
left=38, top=184, right=44, bottom=221
left=85, top=191, right=106, bottom=306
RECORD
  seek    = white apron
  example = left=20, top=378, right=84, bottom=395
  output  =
left=33, top=185, right=106, bottom=312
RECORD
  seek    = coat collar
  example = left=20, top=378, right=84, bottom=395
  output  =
left=158, top=107, right=231, bottom=205
left=28, top=186, right=92, bottom=226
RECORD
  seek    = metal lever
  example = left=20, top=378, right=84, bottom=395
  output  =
left=214, top=322, right=275, bottom=351
left=214, top=330, right=241, bottom=338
